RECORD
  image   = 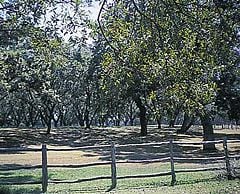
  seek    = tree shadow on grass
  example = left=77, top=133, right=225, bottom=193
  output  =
left=0, top=165, right=42, bottom=194
left=0, top=185, right=41, bottom=194
left=53, top=184, right=112, bottom=194
left=0, top=164, right=41, bottom=184
left=0, top=164, right=41, bottom=171
left=84, top=175, right=223, bottom=193
left=174, top=172, right=238, bottom=187
left=0, top=174, right=38, bottom=183
left=1, top=125, right=239, bottom=147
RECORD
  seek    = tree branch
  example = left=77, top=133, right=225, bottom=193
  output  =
left=97, top=0, right=119, bottom=55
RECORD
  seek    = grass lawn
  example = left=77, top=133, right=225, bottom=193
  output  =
left=0, top=164, right=240, bottom=193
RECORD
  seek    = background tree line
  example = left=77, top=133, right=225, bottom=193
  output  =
left=0, top=0, right=239, bottom=150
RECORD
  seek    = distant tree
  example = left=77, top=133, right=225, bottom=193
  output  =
left=0, top=0, right=91, bottom=133
left=216, top=67, right=240, bottom=125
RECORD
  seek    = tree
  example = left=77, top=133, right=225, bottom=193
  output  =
left=0, top=0, right=92, bottom=133
left=98, top=0, right=165, bottom=135
left=177, top=112, right=195, bottom=134
left=97, top=0, right=239, bottom=147
left=216, top=66, right=240, bottom=124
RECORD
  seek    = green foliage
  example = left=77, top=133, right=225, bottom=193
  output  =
left=98, top=0, right=239, bottom=120
left=0, top=0, right=99, bottom=129
left=216, top=66, right=240, bottom=122
left=0, top=0, right=239, bottom=129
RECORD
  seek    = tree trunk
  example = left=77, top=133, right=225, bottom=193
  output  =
left=200, top=113, right=216, bottom=151
left=156, top=116, right=162, bottom=129
left=85, top=90, right=91, bottom=129
left=46, top=120, right=51, bottom=134
left=40, top=104, right=54, bottom=134
left=124, top=118, right=128, bottom=126
left=128, top=101, right=135, bottom=126
left=116, top=113, right=121, bottom=126
left=169, top=120, right=174, bottom=128
left=177, top=113, right=194, bottom=134
left=53, top=120, right=58, bottom=128
left=116, top=120, right=120, bottom=126
left=28, top=107, right=33, bottom=127
left=41, top=116, right=46, bottom=127
left=129, top=117, right=135, bottom=126
left=59, top=113, right=64, bottom=126
left=134, top=96, right=147, bottom=136
left=30, top=110, right=39, bottom=128
left=85, top=109, right=90, bottom=129
left=75, top=110, right=84, bottom=127
left=42, top=115, right=52, bottom=135
left=53, top=115, right=58, bottom=128
left=168, top=109, right=179, bottom=127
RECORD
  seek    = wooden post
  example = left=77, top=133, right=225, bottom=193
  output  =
left=110, top=142, right=117, bottom=189
left=169, top=139, right=176, bottom=186
left=223, top=137, right=233, bottom=179
left=42, top=144, right=48, bottom=193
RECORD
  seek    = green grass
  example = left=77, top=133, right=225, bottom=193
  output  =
left=1, top=164, right=240, bottom=194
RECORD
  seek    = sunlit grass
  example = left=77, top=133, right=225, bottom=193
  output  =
left=1, top=164, right=240, bottom=194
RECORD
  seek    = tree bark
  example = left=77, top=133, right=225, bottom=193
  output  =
left=177, top=113, right=194, bottom=134
left=99, top=117, right=104, bottom=127
left=53, top=119, right=58, bottom=128
left=59, top=113, right=64, bottom=126
left=169, top=120, right=175, bottom=128
left=127, top=101, right=136, bottom=126
left=168, top=108, right=180, bottom=127
left=46, top=120, right=51, bottom=134
left=200, top=113, right=216, bottom=151
left=156, top=116, right=162, bottom=129
left=85, top=109, right=90, bottom=129
left=40, top=104, right=55, bottom=134
left=116, top=113, right=121, bottom=126
left=84, top=89, right=91, bottom=129
left=134, top=96, right=147, bottom=136
left=124, top=118, right=128, bottom=126
left=75, top=109, right=84, bottom=127
left=129, top=118, right=134, bottom=126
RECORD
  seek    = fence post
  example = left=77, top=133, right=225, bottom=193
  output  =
left=223, top=137, right=233, bottom=179
left=169, top=139, right=176, bottom=186
left=110, top=142, right=117, bottom=189
left=42, top=144, right=48, bottom=193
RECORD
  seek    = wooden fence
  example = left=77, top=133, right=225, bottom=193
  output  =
left=0, top=138, right=240, bottom=193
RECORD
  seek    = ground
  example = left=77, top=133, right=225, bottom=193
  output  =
left=0, top=125, right=240, bottom=193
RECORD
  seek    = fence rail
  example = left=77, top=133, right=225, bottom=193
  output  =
left=0, top=138, right=240, bottom=193
left=49, top=176, right=111, bottom=184
left=174, top=156, right=225, bottom=161
left=117, top=157, right=170, bottom=164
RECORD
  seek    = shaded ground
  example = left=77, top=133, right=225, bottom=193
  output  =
left=1, top=125, right=240, bottom=147
left=0, top=125, right=240, bottom=166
